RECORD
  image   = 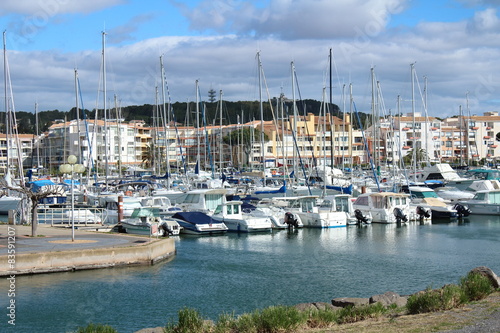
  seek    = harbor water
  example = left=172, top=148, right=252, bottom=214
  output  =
left=2, top=215, right=500, bottom=332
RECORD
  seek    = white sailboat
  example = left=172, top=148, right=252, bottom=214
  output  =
left=0, top=31, right=23, bottom=215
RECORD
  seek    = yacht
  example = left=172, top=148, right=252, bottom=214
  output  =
left=353, top=192, right=416, bottom=224
left=212, top=200, right=273, bottom=232
left=459, top=189, right=500, bottom=215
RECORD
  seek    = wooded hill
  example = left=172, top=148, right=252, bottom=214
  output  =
left=3, top=99, right=371, bottom=135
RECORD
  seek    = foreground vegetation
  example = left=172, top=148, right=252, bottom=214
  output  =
left=75, top=272, right=498, bottom=333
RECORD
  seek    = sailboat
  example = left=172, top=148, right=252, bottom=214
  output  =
left=0, top=31, right=23, bottom=215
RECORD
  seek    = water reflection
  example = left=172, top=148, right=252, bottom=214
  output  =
left=1, top=216, right=499, bottom=333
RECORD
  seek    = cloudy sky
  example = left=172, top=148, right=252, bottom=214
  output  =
left=0, top=0, right=499, bottom=119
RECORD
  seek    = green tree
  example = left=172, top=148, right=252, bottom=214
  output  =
left=403, top=148, right=428, bottom=167
left=142, top=143, right=164, bottom=169
left=208, top=89, right=216, bottom=103
left=223, top=127, right=268, bottom=166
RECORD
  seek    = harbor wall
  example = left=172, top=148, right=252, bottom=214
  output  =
left=0, top=238, right=175, bottom=276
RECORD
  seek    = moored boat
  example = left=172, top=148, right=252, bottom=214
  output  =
left=171, top=211, right=228, bottom=235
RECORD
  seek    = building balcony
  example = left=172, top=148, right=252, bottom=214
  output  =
left=484, top=136, right=492, bottom=139
left=402, top=127, right=410, bottom=131
left=489, top=144, right=498, bottom=148
left=403, top=146, right=410, bottom=150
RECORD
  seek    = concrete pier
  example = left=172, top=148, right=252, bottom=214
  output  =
left=0, top=224, right=176, bottom=276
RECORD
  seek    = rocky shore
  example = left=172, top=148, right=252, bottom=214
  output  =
left=135, top=266, right=500, bottom=333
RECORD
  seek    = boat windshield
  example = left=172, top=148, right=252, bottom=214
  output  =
left=411, top=191, right=439, bottom=199
left=335, top=196, right=349, bottom=212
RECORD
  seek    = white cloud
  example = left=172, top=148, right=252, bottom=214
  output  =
left=467, top=8, right=500, bottom=31
left=176, top=0, right=407, bottom=39
left=2, top=1, right=500, bottom=120
left=0, top=0, right=126, bottom=15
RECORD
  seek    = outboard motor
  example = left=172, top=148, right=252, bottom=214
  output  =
left=416, top=206, right=431, bottom=220
left=453, top=203, right=471, bottom=217
left=284, top=212, right=299, bottom=229
left=354, top=209, right=369, bottom=224
left=161, top=222, right=173, bottom=236
left=393, top=207, right=408, bottom=224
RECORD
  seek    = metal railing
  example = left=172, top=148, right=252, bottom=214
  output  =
left=37, top=206, right=107, bottom=226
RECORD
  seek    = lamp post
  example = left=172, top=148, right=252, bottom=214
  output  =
left=59, top=155, right=85, bottom=242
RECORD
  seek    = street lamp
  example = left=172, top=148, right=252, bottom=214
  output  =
left=59, top=155, right=85, bottom=242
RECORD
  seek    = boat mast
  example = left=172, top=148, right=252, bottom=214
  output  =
left=3, top=31, right=10, bottom=183
left=160, top=55, right=170, bottom=187
left=74, top=69, right=82, bottom=165
left=102, top=31, right=109, bottom=186
left=411, top=63, right=416, bottom=181
left=35, top=101, right=41, bottom=169
left=219, top=89, right=223, bottom=174
left=291, top=61, right=297, bottom=177
left=329, top=48, right=334, bottom=168
left=195, top=80, right=200, bottom=173
left=257, top=52, right=265, bottom=172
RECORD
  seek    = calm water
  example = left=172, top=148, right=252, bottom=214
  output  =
left=2, top=216, right=500, bottom=333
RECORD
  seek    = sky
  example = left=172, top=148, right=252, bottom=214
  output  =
left=0, top=0, right=499, bottom=119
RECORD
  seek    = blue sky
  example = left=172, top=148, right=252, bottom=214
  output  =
left=0, top=0, right=499, bottom=118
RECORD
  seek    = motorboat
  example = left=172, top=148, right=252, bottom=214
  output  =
left=408, top=186, right=470, bottom=219
left=211, top=200, right=272, bottom=232
left=171, top=211, right=228, bottom=235
left=104, top=196, right=142, bottom=224
left=459, top=189, right=500, bottom=215
left=0, top=195, right=22, bottom=214
left=177, top=188, right=227, bottom=214
left=273, top=195, right=351, bottom=228
left=352, top=192, right=417, bottom=224
left=434, top=186, right=474, bottom=202
left=140, top=196, right=182, bottom=217
left=119, top=208, right=181, bottom=236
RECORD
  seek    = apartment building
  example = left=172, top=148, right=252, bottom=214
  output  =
left=27, top=110, right=500, bottom=174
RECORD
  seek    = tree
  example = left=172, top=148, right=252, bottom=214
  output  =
left=142, top=142, right=164, bottom=169
left=403, top=148, right=428, bottom=168
left=208, top=89, right=216, bottom=103
left=0, top=180, right=65, bottom=237
left=223, top=127, right=268, bottom=165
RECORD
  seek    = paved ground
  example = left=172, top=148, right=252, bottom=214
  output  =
left=0, top=223, right=161, bottom=254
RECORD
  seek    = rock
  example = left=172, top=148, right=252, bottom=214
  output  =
left=331, top=297, right=370, bottom=308
left=470, top=266, right=500, bottom=289
left=134, top=327, right=165, bottom=333
left=294, top=302, right=342, bottom=312
left=369, top=291, right=408, bottom=307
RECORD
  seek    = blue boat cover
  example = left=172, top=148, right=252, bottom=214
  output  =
left=325, top=184, right=353, bottom=195
left=172, top=212, right=214, bottom=225
left=28, top=179, right=56, bottom=192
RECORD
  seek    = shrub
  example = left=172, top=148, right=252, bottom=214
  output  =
left=165, top=307, right=206, bottom=333
left=460, top=272, right=493, bottom=301
left=213, top=312, right=237, bottom=333
left=406, top=288, right=443, bottom=314
left=75, top=323, right=118, bottom=333
left=251, top=305, right=306, bottom=332
left=336, top=303, right=387, bottom=324
left=307, top=308, right=339, bottom=328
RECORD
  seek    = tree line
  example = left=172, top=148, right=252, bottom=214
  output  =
left=1, top=99, right=372, bottom=135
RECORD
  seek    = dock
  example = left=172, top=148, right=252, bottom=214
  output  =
left=0, top=223, right=176, bottom=276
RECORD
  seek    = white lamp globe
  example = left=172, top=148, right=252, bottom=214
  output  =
left=67, top=155, right=77, bottom=165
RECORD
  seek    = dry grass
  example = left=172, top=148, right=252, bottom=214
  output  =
left=301, top=291, right=500, bottom=333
